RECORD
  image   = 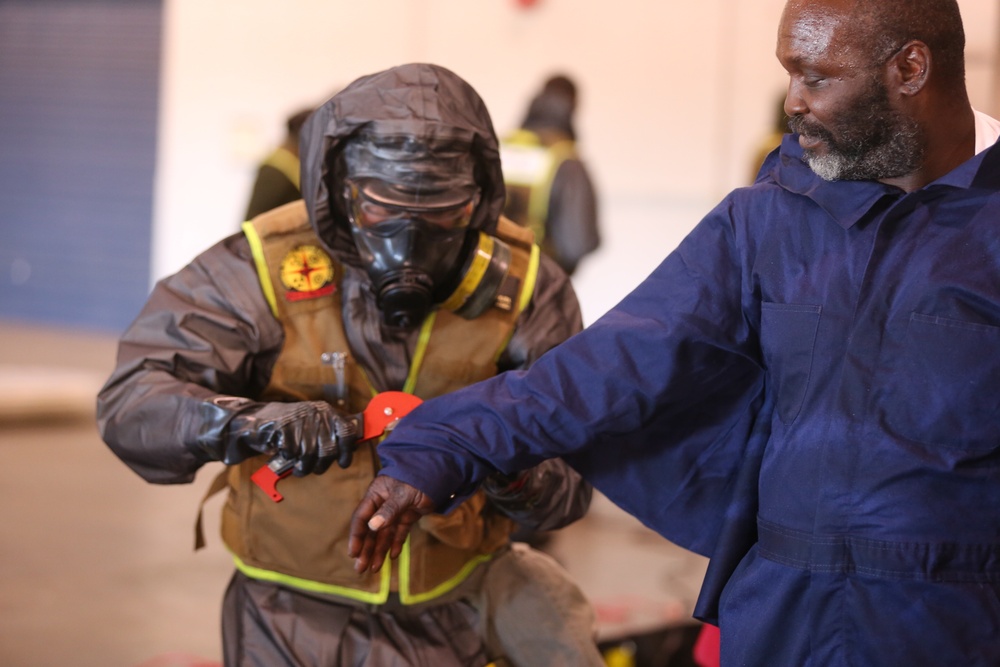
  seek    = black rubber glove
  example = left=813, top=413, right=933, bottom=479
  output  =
left=481, top=459, right=592, bottom=531
left=212, top=398, right=360, bottom=475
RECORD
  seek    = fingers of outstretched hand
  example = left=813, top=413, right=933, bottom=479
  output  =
left=368, top=526, right=400, bottom=573
left=387, top=517, right=412, bottom=559
left=348, top=496, right=400, bottom=573
left=348, top=494, right=381, bottom=560
left=350, top=509, right=421, bottom=573
left=349, top=482, right=402, bottom=571
left=349, top=477, right=435, bottom=573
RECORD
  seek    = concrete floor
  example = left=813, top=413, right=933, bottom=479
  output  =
left=0, top=321, right=708, bottom=667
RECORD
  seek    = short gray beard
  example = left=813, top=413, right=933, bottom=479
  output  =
left=806, top=152, right=850, bottom=182
left=805, top=118, right=924, bottom=182
left=791, top=69, right=926, bottom=183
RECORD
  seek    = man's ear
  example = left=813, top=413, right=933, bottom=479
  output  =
left=890, top=40, right=931, bottom=97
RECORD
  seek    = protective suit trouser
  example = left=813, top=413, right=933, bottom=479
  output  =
left=474, top=543, right=605, bottom=667
left=221, top=571, right=488, bottom=667
left=221, top=544, right=603, bottom=667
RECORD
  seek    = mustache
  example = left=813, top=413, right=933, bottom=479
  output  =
left=787, top=115, right=833, bottom=143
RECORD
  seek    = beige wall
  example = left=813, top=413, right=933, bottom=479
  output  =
left=153, top=0, right=1000, bottom=324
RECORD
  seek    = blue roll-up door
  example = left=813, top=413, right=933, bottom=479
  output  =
left=0, top=0, right=162, bottom=334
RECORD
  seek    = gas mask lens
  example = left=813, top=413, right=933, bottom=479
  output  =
left=346, top=181, right=478, bottom=235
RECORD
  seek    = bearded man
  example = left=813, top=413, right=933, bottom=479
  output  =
left=349, top=1, right=1000, bottom=665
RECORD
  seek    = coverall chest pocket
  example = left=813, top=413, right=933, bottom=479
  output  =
left=882, top=312, right=1000, bottom=451
left=760, top=302, right=822, bottom=425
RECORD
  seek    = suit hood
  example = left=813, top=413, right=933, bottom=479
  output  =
left=299, top=63, right=506, bottom=263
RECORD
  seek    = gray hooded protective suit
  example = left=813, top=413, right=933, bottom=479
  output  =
left=97, top=63, right=596, bottom=666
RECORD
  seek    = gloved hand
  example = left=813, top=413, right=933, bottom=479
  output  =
left=480, top=460, right=592, bottom=531
left=481, top=470, right=529, bottom=496
left=215, top=398, right=360, bottom=475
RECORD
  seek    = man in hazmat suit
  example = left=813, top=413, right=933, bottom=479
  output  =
left=98, top=63, right=601, bottom=667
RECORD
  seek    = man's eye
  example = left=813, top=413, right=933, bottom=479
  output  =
left=803, top=77, right=826, bottom=88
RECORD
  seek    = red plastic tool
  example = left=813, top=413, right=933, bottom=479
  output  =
left=250, top=391, right=423, bottom=502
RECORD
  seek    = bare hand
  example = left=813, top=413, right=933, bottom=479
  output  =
left=348, top=476, right=435, bottom=573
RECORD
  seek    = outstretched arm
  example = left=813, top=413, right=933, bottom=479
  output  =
left=348, top=475, right=435, bottom=573
left=350, top=197, right=766, bottom=563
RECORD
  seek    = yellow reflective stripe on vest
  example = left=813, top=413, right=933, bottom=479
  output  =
left=501, top=131, right=577, bottom=243
left=526, top=139, right=576, bottom=237
left=231, top=551, right=392, bottom=604
left=501, top=129, right=551, bottom=185
left=520, top=243, right=541, bottom=314
left=403, top=312, right=437, bottom=395
left=241, top=221, right=280, bottom=318
left=494, top=242, right=541, bottom=363
left=262, top=146, right=301, bottom=190
left=397, top=538, right=495, bottom=605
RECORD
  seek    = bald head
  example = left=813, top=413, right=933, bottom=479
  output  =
left=779, top=0, right=974, bottom=189
left=786, top=0, right=965, bottom=87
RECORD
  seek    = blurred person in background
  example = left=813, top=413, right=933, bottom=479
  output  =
left=500, top=74, right=600, bottom=277
left=243, top=106, right=313, bottom=220
left=98, top=63, right=601, bottom=667
left=349, top=2, right=1000, bottom=665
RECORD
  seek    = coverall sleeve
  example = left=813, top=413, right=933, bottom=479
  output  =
left=375, top=197, right=766, bottom=551
left=96, top=234, right=284, bottom=484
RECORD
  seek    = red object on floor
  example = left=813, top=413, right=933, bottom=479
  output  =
left=692, top=624, right=721, bottom=667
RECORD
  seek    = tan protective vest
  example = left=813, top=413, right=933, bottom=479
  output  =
left=220, top=200, right=539, bottom=605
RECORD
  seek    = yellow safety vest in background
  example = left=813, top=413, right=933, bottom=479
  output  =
left=500, top=128, right=577, bottom=244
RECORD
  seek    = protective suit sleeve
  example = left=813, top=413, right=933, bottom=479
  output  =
left=97, top=234, right=289, bottom=484
left=481, top=458, right=592, bottom=531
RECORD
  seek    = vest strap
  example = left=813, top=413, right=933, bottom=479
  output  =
left=194, top=467, right=230, bottom=550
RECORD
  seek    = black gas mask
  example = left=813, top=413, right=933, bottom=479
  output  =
left=342, top=134, right=514, bottom=329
